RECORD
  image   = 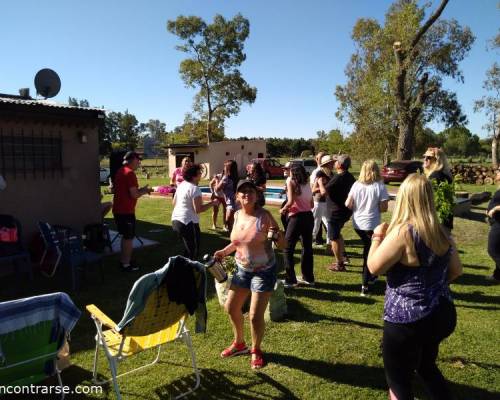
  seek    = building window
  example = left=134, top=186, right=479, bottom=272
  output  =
left=248, top=152, right=252, bottom=156
left=0, top=132, right=63, bottom=178
left=225, top=152, right=230, bottom=156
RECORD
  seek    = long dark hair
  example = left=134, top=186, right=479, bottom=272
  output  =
left=248, top=162, right=266, bottom=184
left=290, top=164, right=308, bottom=195
left=224, top=160, right=239, bottom=192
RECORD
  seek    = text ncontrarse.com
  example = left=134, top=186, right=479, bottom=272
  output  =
left=0, top=384, right=103, bottom=396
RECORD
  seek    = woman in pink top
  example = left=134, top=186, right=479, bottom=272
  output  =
left=280, top=164, right=314, bottom=287
left=170, top=156, right=192, bottom=187
left=214, top=180, right=283, bottom=369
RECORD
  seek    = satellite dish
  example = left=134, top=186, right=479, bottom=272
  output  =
left=34, top=68, right=61, bottom=99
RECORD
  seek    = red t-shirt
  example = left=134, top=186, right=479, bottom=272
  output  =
left=112, top=166, right=139, bottom=214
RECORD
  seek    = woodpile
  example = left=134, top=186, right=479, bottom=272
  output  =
left=451, top=164, right=499, bottom=185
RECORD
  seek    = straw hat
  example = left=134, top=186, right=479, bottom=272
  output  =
left=320, top=155, right=335, bottom=167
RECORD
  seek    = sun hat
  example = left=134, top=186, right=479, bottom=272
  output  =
left=320, top=155, right=335, bottom=167
left=236, top=180, right=258, bottom=192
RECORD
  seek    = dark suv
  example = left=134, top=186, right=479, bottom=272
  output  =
left=381, top=160, right=423, bottom=184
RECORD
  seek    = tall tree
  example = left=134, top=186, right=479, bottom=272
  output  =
left=167, top=14, right=257, bottom=143
left=336, top=0, right=474, bottom=160
left=474, top=63, right=500, bottom=167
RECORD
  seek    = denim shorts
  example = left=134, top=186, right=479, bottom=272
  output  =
left=231, top=263, right=277, bottom=292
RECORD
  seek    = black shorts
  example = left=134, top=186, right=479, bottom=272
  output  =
left=328, top=215, right=350, bottom=241
left=113, top=213, right=136, bottom=240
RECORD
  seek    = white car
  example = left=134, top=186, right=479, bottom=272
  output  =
left=289, top=159, right=317, bottom=175
left=100, top=167, right=110, bottom=184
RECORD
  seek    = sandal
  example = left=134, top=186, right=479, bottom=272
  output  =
left=327, top=262, right=346, bottom=272
left=250, top=348, right=265, bottom=369
left=220, top=341, right=249, bottom=358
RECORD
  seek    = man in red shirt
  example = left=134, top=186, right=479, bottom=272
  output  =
left=112, top=151, right=152, bottom=271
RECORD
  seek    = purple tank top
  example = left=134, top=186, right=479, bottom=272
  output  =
left=384, top=225, right=452, bottom=323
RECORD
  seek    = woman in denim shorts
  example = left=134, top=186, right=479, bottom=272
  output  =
left=214, top=180, right=283, bottom=369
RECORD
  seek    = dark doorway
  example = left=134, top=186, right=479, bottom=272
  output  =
left=175, top=152, right=195, bottom=167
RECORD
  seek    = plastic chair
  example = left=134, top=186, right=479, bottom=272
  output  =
left=86, top=272, right=201, bottom=400
left=0, top=292, right=81, bottom=399
left=0, top=215, right=32, bottom=281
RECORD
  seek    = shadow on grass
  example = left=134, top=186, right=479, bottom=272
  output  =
left=266, top=352, right=387, bottom=390
left=456, top=304, right=500, bottom=311
left=454, top=271, right=499, bottom=287
left=284, top=298, right=380, bottom=329
left=459, top=211, right=488, bottom=223
left=291, top=286, right=376, bottom=304
left=452, top=290, right=500, bottom=306
left=156, top=368, right=299, bottom=399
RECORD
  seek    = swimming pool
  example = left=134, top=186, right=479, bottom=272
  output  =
left=199, top=185, right=286, bottom=205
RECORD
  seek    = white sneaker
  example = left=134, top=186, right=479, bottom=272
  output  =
left=280, top=279, right=297, bottom=289
left=297, top=277, right=315, bottom=287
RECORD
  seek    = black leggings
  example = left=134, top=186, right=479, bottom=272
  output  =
left=354, top=229, right=373, bottom=286
left=283, top=211, right=314, bottom=283
left=488, top=226, right=500, bottom=280
left=172, top=220, right=200, bottom=260
left=383, top=297, right=457, bottom=400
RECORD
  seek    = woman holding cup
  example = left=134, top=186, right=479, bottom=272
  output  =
left=214, top=180, right=283, bottom=369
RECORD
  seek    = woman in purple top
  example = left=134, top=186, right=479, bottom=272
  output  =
left=367, top=174, right=463, bottom=400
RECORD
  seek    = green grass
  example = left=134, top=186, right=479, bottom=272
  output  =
left=2, top=185, right=499, bottom=399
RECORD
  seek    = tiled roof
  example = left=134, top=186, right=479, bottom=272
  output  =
left=0, top=96, right=106, bottom=113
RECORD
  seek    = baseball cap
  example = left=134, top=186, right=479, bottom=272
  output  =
left=334, top=154, right=351, bottom=170
left=236, top=179, right=258, bottom=192
left=123, top=151, right=142, bottom=164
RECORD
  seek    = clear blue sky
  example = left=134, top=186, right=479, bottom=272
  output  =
left=1, top=0, right=498, bottom=139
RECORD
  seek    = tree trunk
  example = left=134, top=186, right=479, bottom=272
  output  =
left=492, top=136, right=498, bottom=168
left=397, top=117, right=414, bottom=160
left=206, top=109, right=213, bottom=145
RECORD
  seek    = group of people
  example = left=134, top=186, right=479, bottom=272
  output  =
left=109, top=148, right=500, bottom=399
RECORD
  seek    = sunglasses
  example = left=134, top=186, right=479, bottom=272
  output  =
left=423, top=156, right=435, bottom=161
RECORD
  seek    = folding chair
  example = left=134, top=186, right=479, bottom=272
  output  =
left=0, top=292, right=81, bottom=399
left=38, top=221, right=66, bottom=277
left=86, top=272, right=201, bottom=400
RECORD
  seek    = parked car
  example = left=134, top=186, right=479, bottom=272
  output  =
left=289, top=158, right=317, bottom=175
left=99, top=167, right=110, bottom=184
left=250, top=158, right=285, bottom=179
left=381, top=160, right=423, bottom=184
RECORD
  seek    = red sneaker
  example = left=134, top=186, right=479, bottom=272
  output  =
left=220, top=341, right=249, bottom=358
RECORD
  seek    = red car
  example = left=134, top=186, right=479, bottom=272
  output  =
left=250, top=158, right=285, bottom=179
left=381, top=160, right=423, bottom=184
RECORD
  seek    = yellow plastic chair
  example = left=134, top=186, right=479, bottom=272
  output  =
left=86, top=283, right=200, bottom=400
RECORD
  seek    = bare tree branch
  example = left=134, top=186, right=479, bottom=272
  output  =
left=410, top=0, right=449, bottom=49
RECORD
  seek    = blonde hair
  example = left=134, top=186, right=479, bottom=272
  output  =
left=358, top=159, right=381, bottom=184
left=320, top=166, right=332, bottom=176
left=387, top=174, right=450, bottom=255
left=423, top=147, right=451, bottom=178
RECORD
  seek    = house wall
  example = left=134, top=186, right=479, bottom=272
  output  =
left=0, top=121, right=101, bottom=241
left=167, top=140, right=266, bottom=180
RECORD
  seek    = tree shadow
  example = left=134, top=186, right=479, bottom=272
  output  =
left=266, top=352, right=387, bottom=391
left=463, top=263, right=489, bottom=271
left=458, top=211, right=488, bottom=223
left=454, top=271, right=499, bottom=287
left=451, top=290, right=500, bottom=306
left=456, top=304, right=500, bottom=311
left=156, top=368, right=299, bottom=399
left=288, top=286, right=376, bottom=304
left=284, top=298, right=381, bottom=329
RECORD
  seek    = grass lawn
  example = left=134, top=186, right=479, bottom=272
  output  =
left=2, top=180, right=499, bottom=399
